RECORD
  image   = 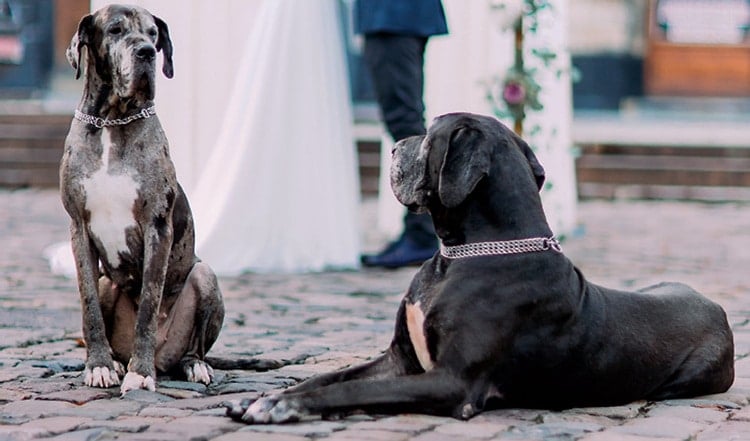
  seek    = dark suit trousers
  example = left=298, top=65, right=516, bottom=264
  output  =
left=363, top=33, right=437, bottom=248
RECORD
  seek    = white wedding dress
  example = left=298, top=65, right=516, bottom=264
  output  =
left=47, top=0, right=361, bottom=276
left=190, top=0, right=360, bottom=274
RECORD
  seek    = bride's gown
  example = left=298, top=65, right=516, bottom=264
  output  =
left=190, top=0, right=360, bottom=274
left=46, top=0, right=361, bottom=276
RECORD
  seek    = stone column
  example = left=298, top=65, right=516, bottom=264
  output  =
left=518, top=0, right=578, bottom=237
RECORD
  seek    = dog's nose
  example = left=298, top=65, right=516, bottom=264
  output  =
left=136, top=45, right=156, bottom=61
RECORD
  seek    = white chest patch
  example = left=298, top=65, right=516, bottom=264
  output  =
left=406, top=301, right=434, bottom=371
left=81, top=129, right=140, bottom=267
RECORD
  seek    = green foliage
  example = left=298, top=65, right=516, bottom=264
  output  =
left=486, top=0, right=553, bottom=127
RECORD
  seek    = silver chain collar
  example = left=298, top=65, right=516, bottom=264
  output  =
left=74, top=106, right=155, bottom=129
left=440, top=236, right=562, bottom=259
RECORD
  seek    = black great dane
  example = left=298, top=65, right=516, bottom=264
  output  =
left=226, top=112, right=734, bottom=423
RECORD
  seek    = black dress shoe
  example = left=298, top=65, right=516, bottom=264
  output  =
left=361, top=236, right=438, bottom=269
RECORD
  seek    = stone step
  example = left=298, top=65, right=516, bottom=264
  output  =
left=0, top=113, right=70, bottom=188
left=357, top=140, right=380, bottom=197
left=3, top=112, right=750, bottom=202
left=0, top=113, right=72, bottom=126
left=576, top=144, right=750, bottom=201
left=0, top=114, right=386, bottom=195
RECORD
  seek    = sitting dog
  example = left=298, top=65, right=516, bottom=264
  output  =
left=60, top=4, right=224, bottom=394
left=227, top=112, right=734, bottom=423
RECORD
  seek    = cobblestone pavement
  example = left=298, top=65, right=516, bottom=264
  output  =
left=1, top=187, right=749, bottom=440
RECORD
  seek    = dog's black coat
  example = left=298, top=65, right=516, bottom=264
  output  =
left=228, top=112, right=734, bottom=423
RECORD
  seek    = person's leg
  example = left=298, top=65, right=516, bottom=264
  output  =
left=364, top=33, right=427, bottom=142
left=361, top=33, right=437, bottom=267
left=403, top=211, right=436, bottom=249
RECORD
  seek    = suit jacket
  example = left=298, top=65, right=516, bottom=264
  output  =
left=355, top=0, right=448, bottom=37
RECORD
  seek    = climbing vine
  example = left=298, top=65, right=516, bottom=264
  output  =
left=485, top=0, right=554, bottom=135
left=484, top=0, right=580, bottom=238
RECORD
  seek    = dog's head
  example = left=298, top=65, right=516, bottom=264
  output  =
left=391, top=113, right=545, bottom=213
left=67, top=4, right=173, bottom=100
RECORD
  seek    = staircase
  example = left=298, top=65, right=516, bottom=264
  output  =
left=0, top=112, right=384, bottom=196
left=354, top=119, right=383, bottom=197
left=573, top=104, right=750, bottom=202
left=576, top=144, right=750, bottom=201
left=0, top=111, right=71, bottom=188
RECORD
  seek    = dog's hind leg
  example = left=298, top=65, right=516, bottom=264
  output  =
left=155, top=262, right=224, bottom=384
left=637, top=282, right=735, bottom=399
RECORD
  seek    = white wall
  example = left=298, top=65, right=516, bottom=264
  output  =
left=424, top=0, right=515, bottom=120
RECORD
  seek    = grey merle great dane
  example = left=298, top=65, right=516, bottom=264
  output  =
left=61, top=4, right=224, bottom=395
left=226, top=112, right=734, bottom=423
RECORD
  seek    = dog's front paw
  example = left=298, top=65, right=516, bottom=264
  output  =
left=183, top=360, right=214, bottom=385
left=120, top=371, right=156, bottom=395
left=113, top=360, right=126, bottom=377
left=84, top=365, right=121, bottom=388
left=225, top=395, right=305, bottom=424
left=224, top=398, right=256, bottom=421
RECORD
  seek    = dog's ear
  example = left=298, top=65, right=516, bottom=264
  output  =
left=513, top=134, right=545, bottom=191
left=67, top=14, right=94, bottom=80
left=437, top=125, right=492, bottom=208
left=154, top=15, right=174, bottom=78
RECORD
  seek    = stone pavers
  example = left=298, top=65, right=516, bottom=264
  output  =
left=1, top=187, right=749, bottom=440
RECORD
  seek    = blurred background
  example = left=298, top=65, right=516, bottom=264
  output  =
left=0, top=0, right=748, bottom=212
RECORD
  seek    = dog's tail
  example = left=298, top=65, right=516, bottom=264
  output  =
left=204, top=354, right=310, bottom=372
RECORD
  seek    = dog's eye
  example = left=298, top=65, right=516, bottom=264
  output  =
left=108, top=26, right=122, bottom=35
left=148, top=28, right=157, bottom=38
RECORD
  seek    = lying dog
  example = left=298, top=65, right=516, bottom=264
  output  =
left=227, top=112, right=734, bottom=423
left=60, top=4, right=224, bottom=394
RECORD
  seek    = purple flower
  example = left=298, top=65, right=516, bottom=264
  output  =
left=502, top=80, right=526, bottom=105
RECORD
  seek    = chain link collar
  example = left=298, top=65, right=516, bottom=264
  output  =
left=74, top=106, right=155, bottom=129
left=440, top=236, right=562, bottom=259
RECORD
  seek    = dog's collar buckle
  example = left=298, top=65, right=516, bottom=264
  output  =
left=542, top=237, right=562, bottom=252
left=440, top=236, right=562, bottom=259
left=91, top=116, right=106, bottom=129
left=74, top=106, right=156, bottom=129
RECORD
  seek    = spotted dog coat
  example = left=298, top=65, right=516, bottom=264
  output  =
left=61, top=4, right=224, bottom=395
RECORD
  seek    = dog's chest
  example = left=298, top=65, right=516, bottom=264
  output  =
left=406, top=301, right=434, bottom=371
left=81, top=129, right=140, bottom=267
